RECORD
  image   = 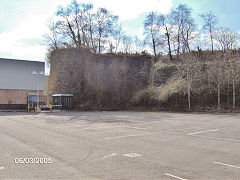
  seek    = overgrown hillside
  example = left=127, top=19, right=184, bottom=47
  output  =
left=133, top=50, right=240, bottom=111
left=48, top=48, right=240, bottom=111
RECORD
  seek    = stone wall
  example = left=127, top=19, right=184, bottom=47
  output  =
left=48, top=48, right=152, bottom=110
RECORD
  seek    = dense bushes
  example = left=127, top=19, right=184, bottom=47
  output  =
left=132, top=51, right=240, bottom=111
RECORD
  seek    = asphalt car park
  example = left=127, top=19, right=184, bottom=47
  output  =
left=0, top=111, right=240, bottom=179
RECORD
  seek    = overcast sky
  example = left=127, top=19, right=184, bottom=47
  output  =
left=0, top=0, right=239, bottom=62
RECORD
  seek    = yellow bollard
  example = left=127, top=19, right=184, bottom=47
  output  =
left=28, top=104, right=30, bottom=112
left=50, top=105, right=52, bottom=112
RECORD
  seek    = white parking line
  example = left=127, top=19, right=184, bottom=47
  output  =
left=0, top=167, right=5, bottom=170
left=104, top=132, right=158, bottom=140
left=89, top=129, right=128, bottom=135
left=90, top=126, right=191, bottom=135
left=56, top=124, right=88, bottom=128
left=58, top=125, right=117, bottom=130
left=81, top=126, right=116, bottom=130
left=55, top=120, right=187, bottom=130
left=124, top=153, right=142, bottom=158
left=190, top=135, right=240, bottom=142
left=104, top=127, right=199, bottom=140
left=102, top=153, right=117, bottom=159
left=165, top=173, right=188, bottom=180
left=123, top=121, right=170, bottom=126
left=187, top=129, right=219, bottom=135
left=163, top=120, right=200, bottom=124
left=138, top=122, right=171, bottom=126
left=214, top=161, right=240, bottom=169
left=128, top=127, right=153, bottom=130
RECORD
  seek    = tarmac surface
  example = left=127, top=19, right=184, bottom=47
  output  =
left=0, top=111, right=240, bottom=180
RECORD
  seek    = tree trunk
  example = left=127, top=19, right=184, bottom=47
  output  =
left=217, top=83, right=221, bottom=111
left=81, top=29, right=87, bottom=47
left=210, top=28, right=214, bottom=52
left=233, top=79, right=236, bottom=109
left=210, top=34, right=214, bottom=52
left=227, top=78, right=230, bottom=108
left=175, top=96, right=178, bottom=109
left=152, top=36, right=157, bottom=57
left=89, top=26, right=96, bottom=53
left=177, top=32, right=180, bottom=60
left=187, top=84, right=191, bottom=110
left=67, top=20, right=78, bottom=47
left=166, top=29, right=173, bottom=61
left=77, top=29, right=82, bottom=47
left=75, top=17, right=81, bottom=47
left=186, top=30, right=190, bottom=52
left=98, top=32, right=101, bottom=54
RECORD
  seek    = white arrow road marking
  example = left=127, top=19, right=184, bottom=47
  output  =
left=187, top=129, right=219, bottom=135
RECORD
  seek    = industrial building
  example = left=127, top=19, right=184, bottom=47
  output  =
left=0, top=58, right=46, bottom=109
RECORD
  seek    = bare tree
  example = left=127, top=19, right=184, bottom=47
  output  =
left=226, top=54, right=240, bottom=109
left=56, top=1, right=94, bottom=48
left=78, top=3, right=95, bottom=47
left=200, top=11, right=218, bottom=52
left=56, top=2, right=79, bottom=47
left=214, top=28, right=239, bottom=51
left=122, top=35, right=132, bottom=53
left=95, top=8, right=118, bottom=54
left=181, top=17, right=197, bottom=52
left=157, top=14, right=174, bottom=60
left=84, top=6, right=98, bottom=52
left=43, top=19, right=61, bottom=50
left=175, top=54, right=201, bottom=109
left=55, top=1, right=119, bottom=54
left=208, top=54, right=226, bottom=110
left=144, top=12, right=160, bottom=57
left=133, top=36, right=144, bottom=53
left=112, top=24, right=124, bottom=53
left=172, top=4, right=193, bottom=58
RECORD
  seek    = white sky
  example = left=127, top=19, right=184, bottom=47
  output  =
left=0, top=0, right=173, bottom=62
left=92, top=0, right=173, bottom=20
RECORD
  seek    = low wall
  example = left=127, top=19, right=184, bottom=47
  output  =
left=0, top=89, right=45, bottom=109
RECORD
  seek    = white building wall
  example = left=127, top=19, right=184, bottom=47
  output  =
left=0, top=58, right=45, bottom=90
